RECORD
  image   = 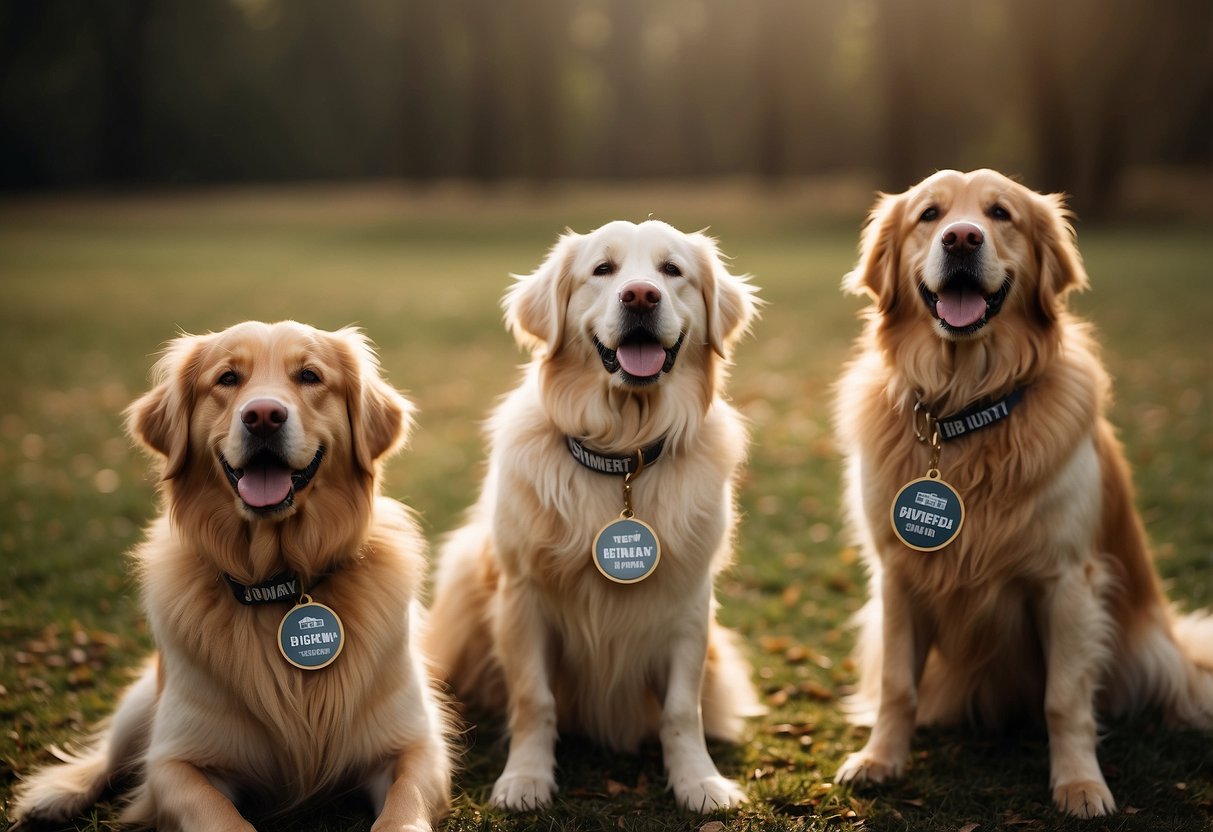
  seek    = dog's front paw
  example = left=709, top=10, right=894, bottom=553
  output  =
left=671, top=774, right=747, bottom=812
left=836, top=750, right=905, bottom=785
left=1053, top=778, right=1115, bottom=818
left=490, top=772, right=556, bottom=811
left=13, top=784, right=102, bottom=828
left=14, top=798, right=90, bottom=829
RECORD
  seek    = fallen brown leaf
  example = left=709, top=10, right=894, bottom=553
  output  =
left=759, top=634, right=792, bottom=653
left=798, top=680, right=834, bottom=701
left=784, top=645, right=809, bottom=663
left=766, top=722, right=814, bottom=736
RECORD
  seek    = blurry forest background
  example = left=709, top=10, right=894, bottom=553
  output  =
left=1, top=0, right=1210, bottom=217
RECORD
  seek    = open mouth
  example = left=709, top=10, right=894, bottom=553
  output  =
left=919, top=274, right=1011, bottom=336
left=221, top=446, right=325, bottom=514
left=593, top=330, right=686, bottom=385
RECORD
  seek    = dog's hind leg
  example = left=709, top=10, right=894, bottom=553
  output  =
left=12, top=657, right=157, bottom=826
left=700, top=619, right=764, bottom=743
left=425, top=523, right=503, bottom=706
left=1166, top=610, right=1213, bottom=726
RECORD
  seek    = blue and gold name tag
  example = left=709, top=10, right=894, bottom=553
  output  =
left=890, top=475, right=965, bottom=552
left=278, top=597, right=345, bottom=670
left=593, top=517, right=661, bottom=583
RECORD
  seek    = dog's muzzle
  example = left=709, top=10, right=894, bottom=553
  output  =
left=221, top=446, right=325, bottom=514
left=920, top=273, right=1011, bottom=336
left=593, top=330, right=686, bottom=385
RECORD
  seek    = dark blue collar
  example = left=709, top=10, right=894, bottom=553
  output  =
left=565, top=436, right=665, bottom=476
left=933, top=388, right=1026, bottom=441
left=223, top=571, right=327, bottom=605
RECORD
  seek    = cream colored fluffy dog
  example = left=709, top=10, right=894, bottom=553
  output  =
left=835, top=169, right=1213, bottom=817
left=426, top=220, right=763, bottom=812
left=13, top=321, right=451, bottom=830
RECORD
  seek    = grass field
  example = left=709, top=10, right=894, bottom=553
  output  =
left=1, top=180, right=1210, bottom=832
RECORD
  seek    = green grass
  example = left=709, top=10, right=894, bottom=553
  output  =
left=1, top=181, right=1210, bottom=832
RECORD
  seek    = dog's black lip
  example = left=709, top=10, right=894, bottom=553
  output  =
left=919, top=275, right=1011, bottom=335
left=220, top=445, right=325, bottom=514
left=592, top=331, right=686, bottom=382
left=593, top=336, right=621, bottom=373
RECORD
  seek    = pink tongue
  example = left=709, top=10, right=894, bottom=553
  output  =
left=936, top=286, right=987, bottom=328
left=616, top=343, right=666, bottom=377
left=237, top=465, right=293, bottom=508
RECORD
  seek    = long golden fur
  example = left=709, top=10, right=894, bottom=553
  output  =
left=426, top=220, right=764, bottom=812
left=835, top=170, right=1213, bottom=817
left=13, top=321, right=451, bottom=830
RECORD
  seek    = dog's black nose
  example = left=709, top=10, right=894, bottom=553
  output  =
left=241, top=398, right=288, bottom=437
left=941, top=221, right=984, bottom=255
left=619, top=280, right=662, bottom=311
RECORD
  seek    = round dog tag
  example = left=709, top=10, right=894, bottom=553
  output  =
left=593, top=517, right=661, bottom=583
left=890, top=475, right=965, bottom=552
left=278, top=597, right=345, bottom=670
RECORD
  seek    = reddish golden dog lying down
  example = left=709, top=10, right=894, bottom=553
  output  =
left=13, top=322, right=451, bottom=831
left=835, top=169, right=1213, bottom=817
left=426, top=220, right=764, bottom=812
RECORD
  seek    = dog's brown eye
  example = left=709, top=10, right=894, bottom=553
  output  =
left=217, top=370, right=239, bottom=387
left=593, top=262, right=615, bottom=276
left=919, top=206, right=939, bottom=222
left=989, top=204, right=1012, bottom=221
left=660, top=261, right=682, bottom=277
left=299, top=369, right=321, bottom=385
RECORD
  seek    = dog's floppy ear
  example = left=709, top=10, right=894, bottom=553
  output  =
left=1031, top=191, right=1089, bottom=323
left=503, top=230, right=580, bottom=353
left=335, top=328, right=414, bottom=474
left=693, top=232, right=761, bottom=358
left=125, top=333, right=207, bottom=480
left=843, top=192, right=906, bottom=313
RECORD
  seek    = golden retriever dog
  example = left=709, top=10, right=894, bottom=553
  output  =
left=12, top=321, right=451, bottom=830
left=426, top=220, right=763, bottom=812
left=835, top=169, right=1213, bottom=816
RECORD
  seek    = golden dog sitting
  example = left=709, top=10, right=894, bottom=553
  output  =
left=834, top=169, right=1213, bottom=817
left=13, top=321, right=451, bottom=831
left=426, top=220, right=764, bottom=812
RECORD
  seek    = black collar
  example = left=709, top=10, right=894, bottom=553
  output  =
left=565, top=435, right=665, bottom=476
left=223, top=571, right=328, bottom=605
left=929, top=387, right=1026, bottom=442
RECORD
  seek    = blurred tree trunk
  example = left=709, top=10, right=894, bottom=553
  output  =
left=518, top=0, right=568, bottom=182
left=94, top=0, right=153, bottom=184
left=464, top=0, right=507, bottom=181
left=396, top=2, right=441, bottom=181
left=1082, top=61, right=1133, bottom=218
left=600, top=0, right=647, bottom=177
left=1078, top=0, right=1213, bottom=214
left=1016, top=0, right=1076, bottom=199
left=753, top=0, right=796, bottom=182
left=873, top=0, right=919, bottom=190
left=1015, top=0, right=1188, bottom=218
left=0, top=5, right=40, bottom=187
